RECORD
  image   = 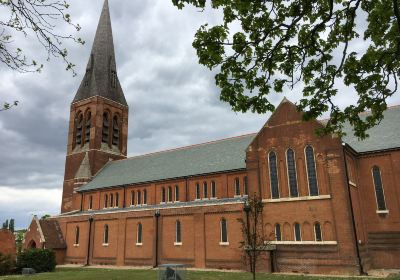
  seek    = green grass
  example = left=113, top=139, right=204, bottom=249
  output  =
left=0, top=268, right=398, bottom=280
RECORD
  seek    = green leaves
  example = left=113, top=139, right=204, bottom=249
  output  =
left=173, top=0, right=400, bottom=139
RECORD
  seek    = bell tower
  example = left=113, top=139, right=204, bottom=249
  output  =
left=61, top=0, right=128, bottom=213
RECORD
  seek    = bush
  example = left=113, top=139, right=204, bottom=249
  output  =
left=16, top=249, right=56, bottom=273
left=0, top=252, right=15, bottom=275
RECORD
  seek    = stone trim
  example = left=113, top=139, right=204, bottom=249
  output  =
left=263, top=194, right=331, bottom=203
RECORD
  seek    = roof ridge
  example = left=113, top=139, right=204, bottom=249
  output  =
left=118, top=132, right=257, bottom=162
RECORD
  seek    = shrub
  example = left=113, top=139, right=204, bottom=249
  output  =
left=16, top=249, right=56, bottom=273
left=0, top=252, right=15, bottom=275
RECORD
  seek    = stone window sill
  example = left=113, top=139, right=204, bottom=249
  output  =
left=102, top=243, right=109, bottom=247
left=219, top=242, right=229, bottom=246
left=174, top=242, right=182, bottom=246
left=349, top=181, right=357, bottom=187
left=263, top=195, right=331, bottom=203
left=73, top=244, right=79, bottom=247
left=376, top=210, right=389, bottom=214
left=136, top=243, right=143, bottom=246
left=234, top=195, right=241, bottom=198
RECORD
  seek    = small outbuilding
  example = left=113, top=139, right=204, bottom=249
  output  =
left=0, top=229, right=16, bottom=260
left=24, top=216, right=66, bottom=264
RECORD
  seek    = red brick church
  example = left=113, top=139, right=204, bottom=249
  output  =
left=24, top=0, right=400, bottom=275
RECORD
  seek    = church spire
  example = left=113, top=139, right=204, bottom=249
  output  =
left=73, top=0, right=127, bottom=106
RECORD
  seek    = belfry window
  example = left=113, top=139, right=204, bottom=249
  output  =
left=203, top=182, right=208, bottom=199
left=275, top=224, right=282, bottom=241
left=84, top=112, right=91, bottom=144
left=112, top=116, right=120, bottom=146
left=143, top=189, right=147, bottom=205
left=174, top=185, right=179, bottom=202
left=220, top=218, right=228, bottom=243
left=111, top=70, right=117, bottom=88
left=286, top=149, right=299, bottom=197
left=294, top=223, right=301, bottom=241
left=196, top=183, right=200, bottom=200
left=234, top=178, right=240, bottom=196
left=75, top=113, right=83, bottom=146
left=211, top=181, right=216, bottom=198
left=314, top=222, right=322, bottom=242
left=175, top=220, right=182, bottom=244
left=103, top=224, right=109, bottom=244
left=372, top=166, right=387, bottom=211
left=305, top=145, right=319, bottom=196
left=269, top=151, right=280, bottom=199
left=102, top=113, right=109, bottom=144
left=137, top=223, right=142, bottom=244
left=75, top=226, right=80, bottom=245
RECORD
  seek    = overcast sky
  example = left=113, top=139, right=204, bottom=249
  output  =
left=1, top=0, right=399, bottom=229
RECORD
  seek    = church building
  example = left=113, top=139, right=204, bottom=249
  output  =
left=24, top=0, right=400, bottom=275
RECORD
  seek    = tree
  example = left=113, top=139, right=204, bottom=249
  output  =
left=172, top=0, right=400, bottom=139
left=2, top=220, right=8, bottom=230
left=1, top=0, right=85, bottom=111
left=8, top=219, right=14, bottom=233
left=237, top=194, right=270, bottom=280
left=40, top=214, right=51, bottom=220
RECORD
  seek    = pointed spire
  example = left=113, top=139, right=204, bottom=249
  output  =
left=75, top=152, right=92, bottom=179
left=73, top=0, right=127, bottom=106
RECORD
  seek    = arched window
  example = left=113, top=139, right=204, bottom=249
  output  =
left=131, top=191, right=135, bottom=206
left=112, top=116, right=120, bottom=146
left=75, top=113, right=83, bottom=146
left=269, top=151, right=280, bottom=199
left=275, top=224, right=281, bottom=241
left=102, top=112, right=109, bottom=144
left=137, top=190, right=141, bottom=205
left=88, top=195, right=93, bottom=210
left=294, top=223, right=301, bottom=241
left=175, top=220, right=181, bottom=243
left=196, top=183, right=200, bottom=200
left=168, top=186, right=172, bottom=202
left=115, top=193, right=119, bottom=207
left=103, top=224, right=109, bottom=244
left=161, top=187, right=166, bottom=203
left=305, top=145, right=319, bottom=196
left=143, top=189, right=147, bottom=205
left=203, top=182, right=208, bottom=199
left=314, top=222, right=322, bottom=242
left=234, top=178, right=240, bottom=196
left=211, top=181, right=216, bottom=198
left=110, top=193, right=114, bottom=207
left=372, top=166, right=387, bottom=211
left=243, top=176, right=248, bottom=196
left=84, top=111, right=91, bottom=144
left=137, top=223, right=142, bottom=244
left=75, top=226, right=80, bottom=245
left=286, top=149, right=299, bottom=197
left=220, top=218, right=228, bottom=243
left=104, top=194, right=108, bottom=208
left=174, top=185, right=179, bottom=202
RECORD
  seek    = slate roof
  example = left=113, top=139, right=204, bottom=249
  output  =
left=341, top=105, right=400, bottom=153
left=73, top=0, right=127, bottom=106
left=39, top=219, right=66, bottom=249
left=77, top=106, right=399, bottom=192
left=77, top=134, right=255, bottom=192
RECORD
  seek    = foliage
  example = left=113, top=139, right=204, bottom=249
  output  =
left=0, top=252, right=15, bottom=276
left=16, top=249, right=56, bottom=273
left=2, top=219, right=8, bottom=230
left=15, top=230, right=26, bottom=255
left=8, top=219, right=14, bottom=233
left=0, top=101, right=19, bottom=112
left=172, top=0, right=400, bottom=139
left=41, top=214, right=51, bottom=220
left=237, top=194, right=270, bottom=280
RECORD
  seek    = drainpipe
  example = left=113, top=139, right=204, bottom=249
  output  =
left=86, top=215, right=94, bottom=266
left=342, top=144, right=365, bottom=275
left=153, top=210, right=161, bottom=268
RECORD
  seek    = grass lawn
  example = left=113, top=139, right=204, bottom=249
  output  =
left=1, top=268, right=399, bottom=280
